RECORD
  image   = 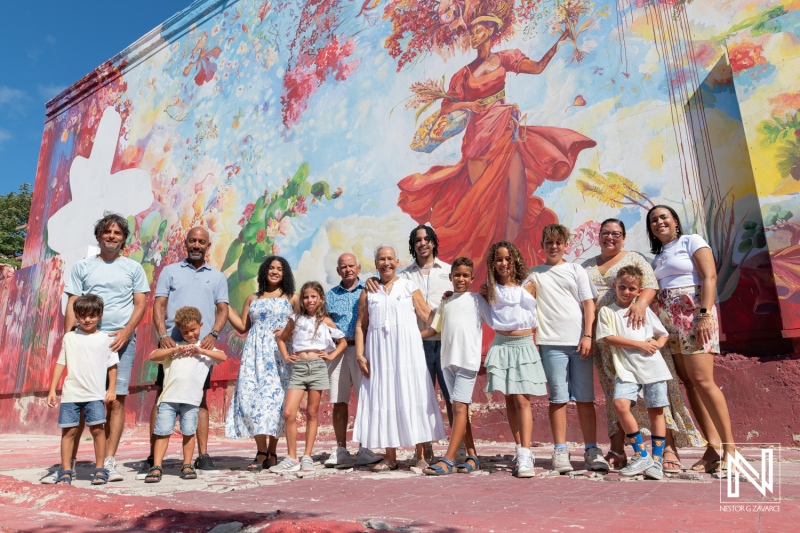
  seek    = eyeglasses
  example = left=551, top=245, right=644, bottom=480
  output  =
left=600, top=231, right=624, bottom=238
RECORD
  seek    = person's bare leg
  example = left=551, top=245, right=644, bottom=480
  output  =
left=332, top=402, right=349, bottom=447
left=89, top=424, right=106, bottom=470
left=196, top=394, right=209, bottom=456
left=576, top=401, right=597, bottom=445
left=614, top=399, right=638, bottom=435
left=513, top=394, right=533, bottom=449
left=105, top=395, right=126, bottom=458
left=60, top=427, right=77, bottom=471
left=505, top=395, right=521, bottom=445
left=182, top=434, right=196, bottom=466
left=682, top=353, right=736, bottom=459
left=148, top=391, right=160, bottom=458
left=153, top=436, right=170, bottom=468
left=283, top=390, right=304, bottom=460
left=71, top=413, right=84, bottom=461
left=467, top=160, right=488, bottom=185
left=673, top=353, right=720, bottom=465
left=433, top=401, right=469, bottom=466
left=445, top=401, right=454, bottom=428
left=303, top=390, right=322, bottom=456
left=505, top=150, right=526, bottom=241
left=548, top=402, right=567, bottom=445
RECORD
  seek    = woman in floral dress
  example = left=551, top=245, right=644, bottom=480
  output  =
left=226, top=256, right=298, bottom=470
left=582, top=218, right=702, bottom=472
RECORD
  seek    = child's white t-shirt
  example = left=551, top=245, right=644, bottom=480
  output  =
left=156, top=342, right=221, bottom=406
left=527, top=262, right=597, bottom=346
left=596, top=304, right=672, bottom=385
left=430, top=292, right=491, bottom=371
left=57, top=330, right=120, bottom=403
left=652, top=234, right=710, bottom=289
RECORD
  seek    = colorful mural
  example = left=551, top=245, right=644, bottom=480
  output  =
left=728, top=9, right=800, bottom=334
left=2, top=0, right=798, bottom=401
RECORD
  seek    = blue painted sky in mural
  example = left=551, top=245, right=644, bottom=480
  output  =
left=0, top=1, right=187, bottom=195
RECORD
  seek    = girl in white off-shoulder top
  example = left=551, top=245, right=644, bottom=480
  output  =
left=480, top=241, right=548, bottom=478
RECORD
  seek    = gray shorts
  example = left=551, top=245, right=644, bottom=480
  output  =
left=289, top=358, right=330, bottom=391
left=442, top=365, right=478, bottom=404
left=614, top=378, right=669, bottom=408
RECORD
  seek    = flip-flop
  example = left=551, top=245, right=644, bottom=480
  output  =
left=372, top=460, right=399, bottom=472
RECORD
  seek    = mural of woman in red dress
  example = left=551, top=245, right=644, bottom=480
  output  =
left=397, top=1, right=596, bottom=280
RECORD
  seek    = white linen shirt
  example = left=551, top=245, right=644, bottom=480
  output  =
left=399, top=258, right=452, bottom=341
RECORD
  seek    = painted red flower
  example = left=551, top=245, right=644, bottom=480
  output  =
left=256, top=227, right=267, bottom=243
left=728, top=41, right=768, bottom=74
left=242, top=202, right=256, bottom=218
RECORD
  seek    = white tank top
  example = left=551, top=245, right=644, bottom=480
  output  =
left=292, top=314, right=345, bottom=352
left=490, top=284, right=538, bottom=331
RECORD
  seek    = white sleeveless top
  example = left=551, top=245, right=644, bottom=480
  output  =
left=490, top=284, right=538, bottom=331
left=292, top=314, right=345, bottom=352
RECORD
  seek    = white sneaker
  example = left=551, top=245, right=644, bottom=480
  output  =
left=645, top=461, right=664, bottom=480
left=325, top=447, right=355, bottom=469
left=584, top=447, right=610, bottom=472
left=269, top=456, right=300, bottom=473
left=300, top=455, right=315, bottom=472
left=104, top=456, right=124, bottom=482
left=516, top=454, right=535, bottom=478
left=620, top=454, right=654, bottom=477
left=355, top=447, right=383, bottom=466
left=551, top=450, right=573, bottom=473
left=40, top=459, right=76, bottom=484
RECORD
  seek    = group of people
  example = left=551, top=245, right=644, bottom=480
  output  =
left=44, top=205, right=736, bottom=485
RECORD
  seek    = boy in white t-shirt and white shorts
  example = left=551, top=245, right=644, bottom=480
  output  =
left=145, top=307, right=227, bottom=483
left=421, top=257, right=491, bottom=475
left=596, top=265, right=672, bottom=480
left=47, top=294, right=119, bottom=485
left=527, top=224, right=609, bottom=474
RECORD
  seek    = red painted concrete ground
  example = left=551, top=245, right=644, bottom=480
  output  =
left=0, top=431, right=797, bottom=532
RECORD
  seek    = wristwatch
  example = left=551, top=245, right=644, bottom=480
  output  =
left=699, top=308, right=708, bottom=314
left=157, top=333, right=170, bottom=342
left=210, top=329, right=220, bottom=338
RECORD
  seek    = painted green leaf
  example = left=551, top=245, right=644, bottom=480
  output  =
left=227, top=275, right=257, bottom=315
left=311, top=181, right=332, bottom=200
left=743, top=221, right=757, bottom=231
left=299, top=182, right=312, bottom=197
left=237, top=243, right=261, bottom=281
left=142, top=262, right=155, bottom=284
left=222, top=239, right=244, bottom=271
left=249, top=196, right=266, bottom=224
left=243, top=220, right=265, bottom=242
left=127, top=249, right=144, bottom=264
left=738, top=239, right=753, bottom=253
left=754, top=232, right=767, bottom=249
left=741, top=230, right=754, bottom=240
left=139, top=211, right=161, bottom=241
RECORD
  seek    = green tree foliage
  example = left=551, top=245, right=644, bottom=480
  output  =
left=0, top=184, right=32, bottom=268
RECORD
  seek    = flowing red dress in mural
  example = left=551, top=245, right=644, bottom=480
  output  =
left=398, top=50, right=595, bottom=278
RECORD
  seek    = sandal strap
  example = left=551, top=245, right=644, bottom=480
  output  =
left=607, top=450, right=625, bottom=458
left=149, top=466, right=163, bottom=473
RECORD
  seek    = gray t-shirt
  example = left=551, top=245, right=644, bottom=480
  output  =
left=155, top=260, right=229, bottom=341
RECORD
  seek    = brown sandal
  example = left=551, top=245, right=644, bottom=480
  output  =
left=372, top=460, right=399, bottom=472
left=605, top=450, right=627, bottom=470
left=690, top=446, right=720, bottom=472
left=662, top=446, right=683, bottom=473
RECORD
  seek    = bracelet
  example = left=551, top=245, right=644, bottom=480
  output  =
left=697, top=313, right=712, bottom=319
left=582, top=334, right=592, bottom=338
left=157, top=333, right=169, bottom=341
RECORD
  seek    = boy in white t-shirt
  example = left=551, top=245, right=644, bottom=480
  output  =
left=145, top=306, right=227, bottom=483
left=420, top=257, right=491, bottom=475
left=596, top=265, right=672, bottom=481
left=527, top=224, right=608, bottom=473
left=47, top=294, right=119, bottom=486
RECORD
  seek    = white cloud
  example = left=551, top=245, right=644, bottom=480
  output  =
left=0, top=86, right=26, bottom=106
left=37, top=84, right=68, bottom=101
left=0, top=128, right=12, bottom=145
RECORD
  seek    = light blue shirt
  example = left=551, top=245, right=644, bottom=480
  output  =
left=155, top=259, right=229, bottom=341
left=65, top=256, right=150, bottom=332
left=326, top=279, right=365, bottom=340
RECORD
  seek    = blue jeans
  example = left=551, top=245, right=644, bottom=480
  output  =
left=423, top=340, right=450, bottom=401
left=539, top=345, right=595, bottom=403
left=58, top=400, right=106, bottom=428
left=614, top=378, right=669, bottom=408
left=154, top=402, right=199, bottom=436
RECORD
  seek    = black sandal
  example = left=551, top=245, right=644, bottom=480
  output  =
left=144, top=466, right=163, bottom=483
left=180, top=464, right=197, bottom=480
left=249, top=451, right=269, bottom=471
left=264, top=452, right=278, bottom=469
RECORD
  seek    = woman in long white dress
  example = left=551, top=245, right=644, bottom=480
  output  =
left=353, top=244, right=446, bottom=471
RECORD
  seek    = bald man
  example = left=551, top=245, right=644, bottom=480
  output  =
left=323, top=253, right=382, bottom=468
left=137, top=227, right=229, bottom=478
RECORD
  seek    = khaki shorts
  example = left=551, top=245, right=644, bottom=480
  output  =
left=326, top=345, right=362, bottom=403
left=288, top=358, right=330, bottom=391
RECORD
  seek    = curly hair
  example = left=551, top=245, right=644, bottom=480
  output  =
left=470, top=0, right=515, bottom=43
left=645, top=205, right=684, bottom=254
left=541, top=223, right=572, bottom=246
left=408, top=225, right=439, bottom=260
left=299, top=281, right=329, bottom=337
left=256, top=256, right=295, bottom=298
left=485, top=240, right=527, bottom=304
left=175, top=306, right=203, bottom=327
left=93, top=212, right=130, bottom=247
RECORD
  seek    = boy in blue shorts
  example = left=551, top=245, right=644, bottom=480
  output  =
left=145, top=306, right=227, bottom=483
left=528, top=224, right=608, bottom=473
left=596, top=265, right=671, bottom=480
left=47, top=294, right=119, bottom=485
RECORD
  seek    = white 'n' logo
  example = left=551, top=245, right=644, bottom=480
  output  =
left=727, top=449, right=773, bottom=498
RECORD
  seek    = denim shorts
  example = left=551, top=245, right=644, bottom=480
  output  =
left=441, top=365, right=478, bottom=404
left=58, top=400, right=106, bottom=428
left=423, top=340, right=450, bottom=401
left=113, top=335, right=136, bottom=396
left=614, top=378, right=669, bottom=408
left=154, top=402, right=199, bottom=436
left=539, top=345, right=595, bottom=403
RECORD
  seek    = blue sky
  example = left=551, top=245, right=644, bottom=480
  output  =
left=0, top=1, right=189, bottom=195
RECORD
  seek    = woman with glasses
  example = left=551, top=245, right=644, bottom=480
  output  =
left=582, top=218, right=702, bottom=472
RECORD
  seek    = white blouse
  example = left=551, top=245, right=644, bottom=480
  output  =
left=490, top=284, right=538, bottom=331
left=292, top=314, right=345, bottom=352
left=652, top=234, right=710, bottom=289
